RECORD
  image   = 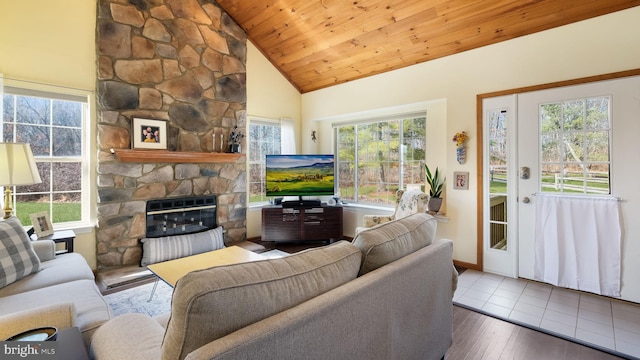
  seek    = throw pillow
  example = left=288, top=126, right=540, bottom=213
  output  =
left=0, top=217, right=41, bottom=288
left=353, top=213, right=436, bottom=275
left=140, top=226, right=225, bottom=266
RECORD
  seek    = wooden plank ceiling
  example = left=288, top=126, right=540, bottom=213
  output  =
left=216, top=0, right=640, bottom=93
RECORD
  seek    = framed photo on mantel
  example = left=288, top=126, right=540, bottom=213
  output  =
left=132, top=118, right=167, bottom=150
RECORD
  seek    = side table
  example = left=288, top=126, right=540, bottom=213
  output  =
left=32, top=230, right=76, bottom=254
left=57, top=327, right=90, bottom=360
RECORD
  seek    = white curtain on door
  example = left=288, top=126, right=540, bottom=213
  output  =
left=534, top=195, right=621, bottom=297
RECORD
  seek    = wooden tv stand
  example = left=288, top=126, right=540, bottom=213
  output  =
left=261, top=205, right=343, bottom=243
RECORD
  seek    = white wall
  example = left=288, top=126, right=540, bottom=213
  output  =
left=301, top=7, right=640, bottom=270
left=0, top=0, right=96, bottom=90
left=246, top=42, right=302, bottom=238
left=0, top=0, right=98, bottom=268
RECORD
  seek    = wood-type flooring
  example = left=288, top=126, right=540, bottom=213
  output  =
left=449, top=305, right=627, bottom=360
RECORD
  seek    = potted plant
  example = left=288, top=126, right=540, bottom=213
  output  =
left=425, top=164, right=445, bottom=213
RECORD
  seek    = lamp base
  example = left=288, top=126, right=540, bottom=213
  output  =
left=3, top=188, right=13, bottom=219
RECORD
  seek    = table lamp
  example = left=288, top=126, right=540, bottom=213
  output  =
left=0, top=143, right=42, bottom=219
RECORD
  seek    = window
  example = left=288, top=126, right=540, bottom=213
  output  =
left=335, top=115, right=426, bottom=205
left=487, top=109, right=508, bottom=251
left=248, top=121, right=281, bottom=203
left=539, top=97, right=611, bottom=195
left=2, top=84, right=90, bottom=228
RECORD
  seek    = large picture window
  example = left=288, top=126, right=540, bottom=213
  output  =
left=248, top=121, right=281, bottom=203
left=334, top=114, right=426, bottom=205
left=2, top=84, right=89, bottom=228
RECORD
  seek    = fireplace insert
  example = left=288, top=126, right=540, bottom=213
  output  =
left=145, top=195, right=217, bottom=238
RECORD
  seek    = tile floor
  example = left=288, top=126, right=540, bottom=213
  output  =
left=455, top=269, right=640, bottom=359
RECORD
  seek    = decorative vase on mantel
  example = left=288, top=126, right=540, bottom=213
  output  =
left=228, top=125, right=244, bottom=153
left=229, top=144, right=241, bottom=153
left=427, top=197, right=443, bottom=214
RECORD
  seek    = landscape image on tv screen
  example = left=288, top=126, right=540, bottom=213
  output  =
left=266, top=154, right=335, bottom=197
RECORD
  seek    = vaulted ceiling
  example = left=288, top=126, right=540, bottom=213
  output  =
left=216, top=0, right=640, bottom=93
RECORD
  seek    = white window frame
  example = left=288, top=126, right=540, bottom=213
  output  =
left=332, top=111, right=427, bottom=206
left=248, top=117, right=282, bottom=205
left=538, top=96, right=612, bottom=195
left=1, top=79, right=92, bottom=229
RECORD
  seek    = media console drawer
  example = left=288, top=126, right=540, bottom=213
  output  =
left=262, top=205, right=343, bottom=243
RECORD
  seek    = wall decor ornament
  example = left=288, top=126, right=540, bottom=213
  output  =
left=452, top=131, right=469, bottom=164
left=453, top=171, right=469, bottom=190
left=229, top=126, right=244, bottom=153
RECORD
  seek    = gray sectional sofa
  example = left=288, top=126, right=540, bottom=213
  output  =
left=91, top=213, right=457, bottom=360
left=0, top=217, right=112, bottom=344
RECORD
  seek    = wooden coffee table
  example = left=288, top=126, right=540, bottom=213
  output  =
left=147, top=246, right=265, bottom=288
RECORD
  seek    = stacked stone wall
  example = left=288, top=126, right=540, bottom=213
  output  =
left=95, top=0, right=247, bottom=270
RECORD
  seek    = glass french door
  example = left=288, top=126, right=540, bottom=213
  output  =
left=516, top=78, right=630, bottom=281
left=483, top=76, right=637, bottom=285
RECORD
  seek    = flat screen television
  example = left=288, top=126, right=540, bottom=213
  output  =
left=265, top=154, right=335, bottom=200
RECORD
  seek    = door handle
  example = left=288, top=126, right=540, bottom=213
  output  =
left=522, top=196, right=530, bottom=204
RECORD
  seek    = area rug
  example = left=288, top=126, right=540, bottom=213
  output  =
left=260, top=249, right=290, bottom=259
left=104, top=280, right=172, bottom=317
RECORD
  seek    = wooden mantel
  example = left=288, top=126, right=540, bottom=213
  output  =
left=112, top=149, right=243, bottom=163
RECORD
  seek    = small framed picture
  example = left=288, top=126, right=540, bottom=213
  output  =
left=453, top=171, right=469, bottom=190
left=132, top=118, right=167, bottom=150
left=30, top=211, right=54, bottom=237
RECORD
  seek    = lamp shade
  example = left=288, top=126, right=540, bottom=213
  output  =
left=0, top=143, right=42, bottom=186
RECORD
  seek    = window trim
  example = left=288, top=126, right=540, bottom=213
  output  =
left=538, top=96, right=612, bottom=196
left=2, top=78, right=93, bottom=229
left=332, top=110, right=427, bottom=206
left=247, top=116, right=282, bottom=205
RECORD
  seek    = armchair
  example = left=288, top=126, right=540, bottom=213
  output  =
left=357, top=189, right=429, bottom=233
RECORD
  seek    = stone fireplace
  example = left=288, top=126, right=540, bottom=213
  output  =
left=95, top=0, right=247, bottom=271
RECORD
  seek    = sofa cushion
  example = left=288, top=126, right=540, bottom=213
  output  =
left=0, top=279, right=112, bottom=342
left=162, top=240, right=362, bottom=360
left=32, top=239, right=55, bottom=262
left=352, top=213, right=437, bottom=275
left=0, top=253, right=95, bottom=297
left=90, top=313, right=164, bottom=360
left=0, top=303, right=76, bottom=341
left=0, top=217, right=40, bottom=288
left=140, top=226, right=225, bottom=266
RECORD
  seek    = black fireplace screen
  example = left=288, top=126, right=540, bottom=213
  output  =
left=145, top=195, right=217, bottom=238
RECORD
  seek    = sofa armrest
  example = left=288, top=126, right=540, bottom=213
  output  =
left=90, top=313, right=164, bottom=360
left=362, top=214, right=394, bottom=228
left=32, top=240, right=56, bottom=262
left=0, top=303, right=76, bottom=341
